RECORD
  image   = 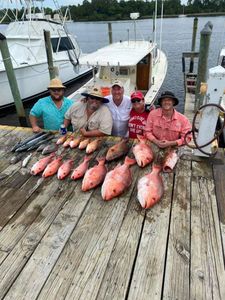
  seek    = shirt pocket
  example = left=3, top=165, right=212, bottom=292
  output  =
left=88, top=120, right=99, bottom=131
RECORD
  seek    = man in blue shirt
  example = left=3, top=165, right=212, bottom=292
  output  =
left=29, top=78, right=73, bottom=132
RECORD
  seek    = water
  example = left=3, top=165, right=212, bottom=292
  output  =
left=0, top=16, right=225, bottom=121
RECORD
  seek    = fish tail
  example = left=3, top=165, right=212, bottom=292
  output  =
left=84, top=155, right=92, bottom=162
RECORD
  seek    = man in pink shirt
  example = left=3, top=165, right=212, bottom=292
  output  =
left=145, top=91, right=191, bottom=148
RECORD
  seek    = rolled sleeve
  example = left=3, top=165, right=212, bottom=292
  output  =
left=30, top=101, right=43, bottom=118
left=64, top=105, right=72, bottom=120
left=144, top=112, right=156, bottom=141
left=99, top=107, right=113, bottom=135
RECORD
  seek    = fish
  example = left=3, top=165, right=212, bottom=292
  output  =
left=137, top=164, right=164, bottom=209
left=70, top=136, right=82, bottom=148
left=56, top=135, right=67, bottom=145
left=42, top=156, right=63, bottom=178
left=79, top=138, right=90, bottom=150
left=11, top=131, right=46, bottom=152
left=57, top=159, right=74, bottom=180
left=82, top=157, right=107, bottom=191
left=22, top=153, right=32, bottom=168
left=101, top=156, right=136, bottom=200
left=106, top=139, right=129, bottom=161
left=63, top=136, right=74, bottom=148
left=37, top=143, right=48, bottom=152
left=10, top=153, right=24, bottom=164
left=42, top=143, right=58, bottom=155
left=162, top=149, right=179, bottom=173
left=71, top=156, right=92, bottom=180
left=86, top=139, right=102, bottom=154
left=15, top=132, right=52, bottom=152
left=132, top=134, right=154, bottom=167
left=27, top=135, right=54, bottom=151
left=30, top=153, right=55, bottom=175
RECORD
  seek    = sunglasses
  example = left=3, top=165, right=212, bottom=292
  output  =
left=131, top=98, right=142, bottom=104
left=50, top=88, right=63, bottom=92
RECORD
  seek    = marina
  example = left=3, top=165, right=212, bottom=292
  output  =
left=0, top=1, right=225, bottom=298
left=0, top=120, right=224, bottom=299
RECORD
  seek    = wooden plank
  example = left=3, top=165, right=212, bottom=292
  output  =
left=127, top=172, right=174, bottom=300
left=213, top=164, right=225, bottom=263
left=0, top=176, right=80, bottom=298
left=37, top=165, right=139, bottom=300
left=190, top=161, right=225, bottom=300
left=3, top=180, right=95, bottom=300
left=162, top=159, right=191, bottom=300
left=96, top=172, right=145, bottom=300
left=0, top=125, right=16, bottom=138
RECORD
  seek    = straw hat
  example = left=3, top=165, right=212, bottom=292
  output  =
left=81, top=86, right=109, bottom=103
left=48, top=78, right=66, bottom=89
left=157, top=91, right=179, bottom=106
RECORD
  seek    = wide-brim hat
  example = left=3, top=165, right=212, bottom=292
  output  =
left=48, top=78, right=66, bottom=89
left=157, top=91, right=179, bottom=106
left=81, top=86, right=109, bottom=103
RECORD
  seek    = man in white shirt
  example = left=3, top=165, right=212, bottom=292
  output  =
left=105, top=80, right=131, bottom=137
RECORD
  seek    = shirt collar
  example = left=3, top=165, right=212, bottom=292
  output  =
left=158, top=108, right=178, bottom=120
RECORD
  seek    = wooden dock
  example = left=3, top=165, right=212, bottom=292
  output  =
left=0, top=125, right=225, bottom=300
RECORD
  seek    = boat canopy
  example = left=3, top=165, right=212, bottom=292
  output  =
left=80, top=41, right=155, bottom=67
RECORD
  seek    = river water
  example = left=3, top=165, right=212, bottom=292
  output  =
left=0, top=15, right=225, bottom=120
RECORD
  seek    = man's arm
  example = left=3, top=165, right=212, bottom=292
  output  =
left=29, top=115, right=42, bottom=133
left=64, top=118, right=71, bottom=129
left=80, top=128, right=106, bottom=137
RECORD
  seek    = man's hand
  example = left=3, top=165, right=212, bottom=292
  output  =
left=153, top=139, right=177, bottom=149
left=80, top=128, right=87, bottom=136
left=32, top=125, right=42, bottom=133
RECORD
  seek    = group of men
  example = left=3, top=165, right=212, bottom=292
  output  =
left=29, top=77, right=191, bottom=148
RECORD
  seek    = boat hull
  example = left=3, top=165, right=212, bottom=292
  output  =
left=0, top=59, right=90, bottom=108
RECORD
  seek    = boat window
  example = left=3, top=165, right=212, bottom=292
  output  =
left=119, top=67, right=129, bottom=76
left=138, top=55, right=149, bottom=65
left=221, top=56, right=225, bottom=68
left=51, top=37, right=75, bottom=52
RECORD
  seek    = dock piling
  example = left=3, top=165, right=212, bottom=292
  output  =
left=108, top=23, right=113, bottom=44
left=44, top=30, right=57, bottom=80
left=189, top=17, right=198, bottom=73
left=195, top=21, right=213, bottom=110
left=0, top=33, right=27, bottom=127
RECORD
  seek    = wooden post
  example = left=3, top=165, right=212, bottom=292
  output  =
left=0, top=33, right=27, bottom=127
left=43, top=30, right=56, bottom=80
left=195, top=22, right=213, bottom=110
left=108, top=23, right=112, bottom=44
left=189, top=17, right=198, bottom=73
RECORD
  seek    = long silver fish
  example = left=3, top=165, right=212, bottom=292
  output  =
left=27, top=135, right=54, bottom=151
left=11, top=132, right=46, bottom=152
left=15, top=132, right=53, bottom=152
left=22, top=153, right=33, bottom=168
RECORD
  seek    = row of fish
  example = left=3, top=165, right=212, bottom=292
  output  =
left=29, top=146, right=178, bottom=208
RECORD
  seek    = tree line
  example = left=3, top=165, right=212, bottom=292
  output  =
left=1, top=0, right=225, bottom=23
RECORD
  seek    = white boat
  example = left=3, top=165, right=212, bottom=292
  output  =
left=68, top=12, right=167, bottom=106
left=0, top=0, right=91, bottom=108
left=68, top=40, right=167, bottom=106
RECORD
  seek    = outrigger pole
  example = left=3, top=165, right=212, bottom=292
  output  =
left=159, top=0, right=164, bottom=60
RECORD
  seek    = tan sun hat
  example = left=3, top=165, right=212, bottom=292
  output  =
left=81, top=86, right=109, bottom=103
left=111, top=79, right=123, bottom=88
left=48, top=78, right=66, bottom=89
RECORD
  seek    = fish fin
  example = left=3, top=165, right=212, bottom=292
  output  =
left=136, top=134, right=146, bottom=143
left=96, top=157, right=106, bottom=164
left=124, top=156, right=136, bottom=166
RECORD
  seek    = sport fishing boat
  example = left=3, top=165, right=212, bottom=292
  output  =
left=0, top=0, right=91, bottom=109
left=68, top=11, right=167, bottom=106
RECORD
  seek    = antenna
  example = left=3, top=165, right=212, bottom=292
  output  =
left=130, top=12, right=139, bottom=42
